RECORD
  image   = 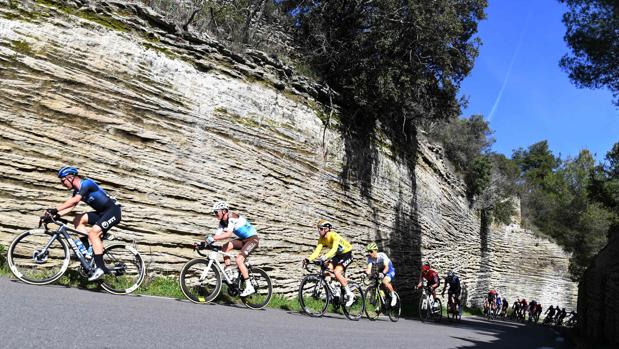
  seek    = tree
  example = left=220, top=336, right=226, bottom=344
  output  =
left=559, top=0, right=619, bottom=106
left=280, top=0, right=487, bottom=146
left=588, top=142, right=619, bottom=239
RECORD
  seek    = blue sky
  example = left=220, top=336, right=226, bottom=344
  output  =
left=459, top=0, right=618, bottom=162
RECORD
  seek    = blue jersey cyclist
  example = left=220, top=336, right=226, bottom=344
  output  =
left=364, top=242, right=397, bottom=306
left=204, top=201, right=259, bottom=297
left=45, top=166, right=121, bottom=281
left=441, top=271, right=461, bottom=309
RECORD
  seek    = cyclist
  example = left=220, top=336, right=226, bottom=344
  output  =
left=365, top=242, right=397, bottom=306
left=204, top=201, right=260, bottom=297
left=544, top=305, right=556, bottom=324
left=487, top=289, right=498, bottom=315
left=495, top=292, right=503, bottom=315
left=501, top=297, right=509, bottom=317
left=45, top=166, right=121, bottom=281
left=440, top=271, right=461, bottom=314
left=304, top=219, right=355, bottom=307
left=416, top=262, right=440, bottom=304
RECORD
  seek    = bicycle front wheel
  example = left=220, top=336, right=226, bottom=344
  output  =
left=388, top=292, right=401, bottom=322
left=241, top=267, right=273, bottom=310
left=179, top=258, right=222, bottom=303
left=99, top=243, right=146, bottom=294
left=363, top=285, right=381, bottom=320
left=8, top=230, right=69, bottom=285
left=298, top=275, right=329, bottom=317
left=432, top=298, right=443, bottom=322
left=342, top=283, right=364, bottom=321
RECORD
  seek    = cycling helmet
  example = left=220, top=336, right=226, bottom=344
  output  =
left=446, top=270, right=454, bottom=279
left=57, top=166, right=78, bottom=178
left=421, top=264, right=430, bottom=273
left=365, top=242, right=378, bottom=252
left=211, top=201, right=229, bottom=212
left=316, top=219, right=332, bottom=229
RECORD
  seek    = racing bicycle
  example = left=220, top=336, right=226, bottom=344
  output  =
left=362, top=272, right=401, bottom=322
left=179, top=242, right=273, bottom=309
left=298, top=260, right=365, bottom=321
left=419, top=281, right=442, bottom=322
left=7, top=215, right=145, bottom=294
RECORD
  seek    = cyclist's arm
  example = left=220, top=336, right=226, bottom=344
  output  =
left=308, top=243, right=323, bottom=261
left=365, top=263, right=372, bottom=274
left=57, top=195, right=81, bottom=216
left=213, top=229, right=234, bottom=241
left=382, top=260, right=389, bottom=274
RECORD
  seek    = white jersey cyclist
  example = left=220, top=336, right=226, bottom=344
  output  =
left=367, top=252, right=396, bottom=279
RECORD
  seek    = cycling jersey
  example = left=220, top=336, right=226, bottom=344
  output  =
left=367, top=252, right=395, bottom=279
left=445, top=276, right=461, bottom=290
left=217, top=215, right=257, bottom=239
left=73, top=178, right=117, bottom=212
left=308, top=231, right=352, bottom=261
left=421, top=269, right=439, bottom=285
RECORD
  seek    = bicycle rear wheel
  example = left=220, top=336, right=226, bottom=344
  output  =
left=240, top=267, right=273, bottom=310
left=363, top=285, right=381, bottom=320
left=8, top=230, right=69, bottom=285
left=298, top=275, right=329, bottom=317
left=342, top=283, right=364, bottom=321
left=432, top=298, right=443, bottom=322
left=99, top=243, right=145, bottom=294
left=388, top=292, right=401, bottom=322
left=419, top=296, right=431, bottom=322
left=179, top=258, right=222, bottom=303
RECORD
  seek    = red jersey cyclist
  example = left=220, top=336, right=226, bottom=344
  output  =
left=417, top=262, right=440, bottom=302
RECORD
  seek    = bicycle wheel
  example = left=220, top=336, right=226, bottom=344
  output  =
left=298, top=275, right=329, bottom=317
left=363, top=285, right=381, bottom=320
left=432, top=298, right=443, bottom=322
left=240, top=267, right=273, bottom=310
left=8, top=230, right=69, bottom=285
left=388, top=292, right=401, bottom=322
left=419, top=296, right=431, bottom=322
left=179, top=258, right=222, bottom=303
left=99, top=244, right=145, bottom=294
left=342, top=283, right=364, bottom=321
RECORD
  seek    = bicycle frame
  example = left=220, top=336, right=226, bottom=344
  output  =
left=41, top=219, right=96, bottom=271
left=196, top=245, right=253, bottom=286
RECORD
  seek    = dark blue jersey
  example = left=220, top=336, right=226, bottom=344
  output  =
left=445, top=275, right=461, bottom=290
left=73, top=178, right=116, bottom=212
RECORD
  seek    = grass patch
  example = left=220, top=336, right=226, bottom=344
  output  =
left=142, top=42, right=178, bottom=59
left=0, top=243, right=9, bottom=276
left=10, top=40, right=33, bottom=55
left=136, top=275, right=184, bottom=298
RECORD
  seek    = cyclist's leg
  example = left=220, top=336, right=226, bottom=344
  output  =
left=73, top=213, right=90, bottom=236
left=333, top=264, right=348, bottom=286
left=222, top=240, right=243, bottom=267
left=382, top=275, right=395, bottom=292
left=236, top=236, right=259, bottom=279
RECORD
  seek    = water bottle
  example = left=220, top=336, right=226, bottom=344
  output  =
left=75, top=239, right=87, bottom=255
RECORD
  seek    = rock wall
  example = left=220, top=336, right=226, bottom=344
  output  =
left=577, top=234, right=619, bottom=345
left=0, top=0, right=577, bottom=308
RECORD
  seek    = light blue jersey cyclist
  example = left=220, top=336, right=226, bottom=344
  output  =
left=365, top=243, right=398, bottom=306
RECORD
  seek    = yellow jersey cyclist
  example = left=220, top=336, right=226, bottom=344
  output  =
left=364, top=242, right=397, bottom=306
left=204, top=201, right=259, bottom=297
left=303, top=219, right=355, bottom=307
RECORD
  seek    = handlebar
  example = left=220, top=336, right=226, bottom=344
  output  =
left=38, top=214, right=69, bottom=228
left=193, top=241, right=222, bottom=257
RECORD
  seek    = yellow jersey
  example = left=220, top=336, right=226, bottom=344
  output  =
left=308, top=230, right=353, bottom=261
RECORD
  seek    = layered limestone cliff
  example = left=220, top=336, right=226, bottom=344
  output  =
left=0, top=0, right=577, bottom=308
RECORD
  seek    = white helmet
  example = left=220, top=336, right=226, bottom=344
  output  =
left=211, top=201, right=229, bottom=212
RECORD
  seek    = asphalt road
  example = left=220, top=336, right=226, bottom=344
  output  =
left=0, top=277, right=571, bottom=349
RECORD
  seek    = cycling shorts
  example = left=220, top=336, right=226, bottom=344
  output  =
left=385, top=269, right=395, bottom=280
left=87, top=205, right=121, bottom=234
left=448, top=287, right=461, bottom=296
left=331, top=251, right=353, bottom=268
left=240, top=235, right=259, bottom=257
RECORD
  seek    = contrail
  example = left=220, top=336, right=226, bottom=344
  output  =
left=487, top=9, right=532, bottom=121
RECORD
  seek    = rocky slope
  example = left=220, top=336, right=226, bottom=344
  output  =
left=0, top=0, right=577, bottom=308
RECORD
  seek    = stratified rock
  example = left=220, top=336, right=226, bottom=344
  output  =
left=0, top=0, right=577, bottom=309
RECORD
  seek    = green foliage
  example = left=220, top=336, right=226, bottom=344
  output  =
left=514, top=145, right=614, bottom=279
left=281, top=0, right=487, bottom=141
left=559, top=0, right=619, bottom=106
left=588, top=142, right=619, bottom=239
left=0, top=243, right=6, bottom=269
